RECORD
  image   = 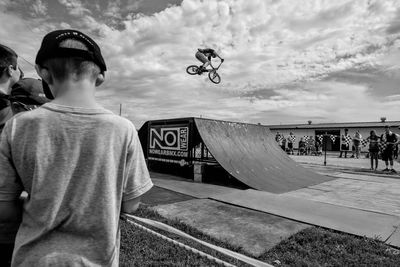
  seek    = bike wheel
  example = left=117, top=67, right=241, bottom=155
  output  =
left=208, top=70, right=221, bottom=84
left=186, top=65, right=199, bottom=75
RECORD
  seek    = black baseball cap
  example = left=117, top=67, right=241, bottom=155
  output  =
left=35, top=29, right=107, bottom=99
left=11, top=78, right=49, bottom=105
left=35, top=29, right=106, bottom=72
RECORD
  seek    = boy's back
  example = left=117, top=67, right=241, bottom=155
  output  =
left=0, top=103, right=152, bottom=266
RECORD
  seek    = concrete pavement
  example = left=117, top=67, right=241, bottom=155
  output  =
left=142, top=155, right=400, bottom=255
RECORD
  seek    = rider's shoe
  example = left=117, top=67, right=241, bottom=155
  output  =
left=198, top=66, right=205, bottom=74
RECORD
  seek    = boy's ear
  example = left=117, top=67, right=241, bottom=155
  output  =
left=6, top=65, right=14, bottom=77
left=35, top=64, right=53, bottom=85
left=95, top=72, right=105, bottom=87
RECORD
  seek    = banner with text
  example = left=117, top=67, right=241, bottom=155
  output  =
left=148, top=125, right=189, bottom=165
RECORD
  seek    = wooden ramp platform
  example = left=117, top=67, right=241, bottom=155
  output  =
left=194, top=118, right=333, bottom=193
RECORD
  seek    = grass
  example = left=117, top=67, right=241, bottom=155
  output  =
left=120, top=205, right=251, bottom=266
left=259, top=227, right=400, bottom=266
left=120, top=205, right=400, bottom=266
left=120, top=222, right=228, bottom=266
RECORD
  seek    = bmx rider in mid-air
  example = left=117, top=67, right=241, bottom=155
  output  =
left=195, top=48, right=224, bottom=72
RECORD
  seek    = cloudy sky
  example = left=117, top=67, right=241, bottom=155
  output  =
left=1, top=0, right=400, bottom=128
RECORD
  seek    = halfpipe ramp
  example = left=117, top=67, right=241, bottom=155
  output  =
left=194, top=118, right=333, bottom=193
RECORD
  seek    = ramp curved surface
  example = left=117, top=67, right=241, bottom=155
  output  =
left=194, top=118, right=333, bottom=193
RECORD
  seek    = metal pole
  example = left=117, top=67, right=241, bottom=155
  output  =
left=119, top=104, right=122, bottom=116
left=324, top=132, right=327, bottom=166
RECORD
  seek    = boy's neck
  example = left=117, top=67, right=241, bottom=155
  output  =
left=0, top=85, right=8, bottom=95
left=0, top=78, right=11, bottom=95
left=51, top=79, right=101, bottom=109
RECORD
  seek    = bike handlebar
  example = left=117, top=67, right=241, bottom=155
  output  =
left=210, top=58, right=224, bottom=70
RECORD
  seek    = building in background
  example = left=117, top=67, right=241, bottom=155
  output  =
left=266, top=118, right=400, bottom=152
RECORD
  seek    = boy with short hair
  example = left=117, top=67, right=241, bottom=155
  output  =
left=0, top=43, right=22, bottom=267
left=0, top=29, right=153, bottom=266
left=0, top=44, right=22, bottom=132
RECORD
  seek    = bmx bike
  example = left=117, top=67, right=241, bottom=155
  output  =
left=186, top=60, right=223, bottom=84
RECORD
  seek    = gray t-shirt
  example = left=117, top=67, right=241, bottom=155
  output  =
left=0, top=103, right=153, bottom=266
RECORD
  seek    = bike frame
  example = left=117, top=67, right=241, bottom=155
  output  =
left=208, top=59, right=223, bottom=71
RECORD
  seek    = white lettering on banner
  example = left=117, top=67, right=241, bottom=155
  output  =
left=180, top=128, right=188, bottom=150
left=149, top=126, right=189, bottom=151
left=149, top=149, right=188, bottom=157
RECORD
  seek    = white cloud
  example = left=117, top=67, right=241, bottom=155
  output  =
left=91, top=0, right=400, bottom=125
left=57, top=0, right=91, bottom=17
left=2, top=0, right=400, bottom=126
left=31, top=0, right=47, bottom=17
left=125, top=0, right=145, bottom=13
left=230, top=80, right=397, bottom=124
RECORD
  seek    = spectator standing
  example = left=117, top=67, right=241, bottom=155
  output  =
left=306, top=136, right=315, bottom=155
left=339, top=128, right=351, bottom=158
left=0, top=43, right=22, bottom=267
left=393, top=132, right=399, bottom=160
left=367, top=130, right=380, bottom=170
left=314, top=136, right=322, bottom=156
left=298, top=137, right=306, bottom=155
left=275, top=132, right=282, bottom=145
left=353, top=130, right=362, bottom=159
left=0, top=44, right=22, bottom=132
left=0, top=78, right=49, bottom=265
left=380, top=125, right=398, bottom=173
left=281, top=135, right=286, bottom=151
left=275, top=132, right=280, bottom=141
left=287, top=132, right=295, bottom=155
left=0, top=30, right=153, bottom=266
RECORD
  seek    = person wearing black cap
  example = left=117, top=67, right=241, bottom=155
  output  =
left=0, top=29, right=153, bottom=266
left=10, top=78, right=50, bottom=114
left=380, top=125, right=398, bottom=173
left=0, top=78, right=49, bottom=266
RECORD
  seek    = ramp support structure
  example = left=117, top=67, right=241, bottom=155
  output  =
left=193, top=162, right=205, bottom=183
